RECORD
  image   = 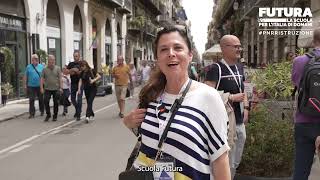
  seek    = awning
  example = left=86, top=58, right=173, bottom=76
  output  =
left=202, top=44, right=222, bottom=59
left=298, top=12, right=320, bottom=48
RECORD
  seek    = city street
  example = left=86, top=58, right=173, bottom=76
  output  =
left=0, top=92, right=320, bottom=180
left=0, top=94, right=138, bottom=180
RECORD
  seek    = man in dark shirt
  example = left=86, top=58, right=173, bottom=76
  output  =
left=205, top=35, right=249, bottom=179
left=67, top=51, right=83, bottom=120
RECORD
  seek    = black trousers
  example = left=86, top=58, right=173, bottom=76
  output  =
left=44, top=90, right=59, bottom=117
left=27, top=87, right=44, bottom=115
left=84, top=86, right=97, bottom=117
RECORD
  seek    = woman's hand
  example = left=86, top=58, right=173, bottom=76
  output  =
left=123, top=108, right=147, bottom=129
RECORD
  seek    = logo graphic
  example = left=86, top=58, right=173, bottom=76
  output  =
left=159, top=170, right=172, bottom=180
left=258, top=7, right=313, bottom=36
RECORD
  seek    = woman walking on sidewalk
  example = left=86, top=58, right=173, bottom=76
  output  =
left=77, top=61, right=101, bottom=123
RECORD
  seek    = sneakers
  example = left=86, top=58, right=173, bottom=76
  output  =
left=89, top=116, right=94, bottom=121
left=76, top=116, right=81, bottom=121
left=118, top=112, right=124, bottom=118
left=44, top=115, right=51, bottom=122
left=52, top=115, right=57, bottom=121
left=85, top=117, right=89, bottom=123
left=40, top=112, right=44, bottom=116
left=28, top=114, right=34, bottom=119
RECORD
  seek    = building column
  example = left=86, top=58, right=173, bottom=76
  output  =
left=60, top=1, right=74, bottom=65
left=273, top=33, right=278, bottom=63
left=121, top=14, right=126, bottom=59
left=111, top=9, right=117, bottom=66
left=82, top=1, right=91, bottom=63
left=263, top=34, right=267, bottom=65
left=98, top=17, right=106, bottom=68
left=243, top=21, right=249, bottom=63
left=250, top=18, right=255, bottom=66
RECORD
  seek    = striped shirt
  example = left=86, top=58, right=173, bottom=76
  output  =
left=134, top=81, right=229, bottom=180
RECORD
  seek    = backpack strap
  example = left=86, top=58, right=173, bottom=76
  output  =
left=214, top=63, right=222, bottom=89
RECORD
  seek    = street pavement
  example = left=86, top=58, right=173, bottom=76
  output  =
left=0, top=90, right=319, bottom=180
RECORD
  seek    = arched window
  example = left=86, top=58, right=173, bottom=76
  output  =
left=46, top=0, right=62, bottom=67
left=73, top=5, right=83, bottom=57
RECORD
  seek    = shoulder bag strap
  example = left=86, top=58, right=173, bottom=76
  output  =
left=154, top=79, right=192, bottom=161
left=32, top=64, right=41, bottom=78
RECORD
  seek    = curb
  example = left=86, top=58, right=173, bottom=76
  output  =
left=0, top=112, right=29, bottom=123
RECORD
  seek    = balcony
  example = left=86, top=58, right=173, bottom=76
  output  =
left=118, top=0, right=132, bottom=14
left=139, top=0, right=161, bottom=15
left=145, top=22, right=157, bottom=38
left=101, top=0, right=122, bottom=8
left=240, top=0, right=259, bottom=21
left=158, top=14, right=174, bottom=26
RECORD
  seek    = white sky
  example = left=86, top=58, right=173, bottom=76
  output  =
left=182, top=0, right=214, bottom=59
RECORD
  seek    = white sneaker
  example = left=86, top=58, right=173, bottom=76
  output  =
left=85, top=117, right=89, bottom=123
left=90, top=116, right=94, bottom=121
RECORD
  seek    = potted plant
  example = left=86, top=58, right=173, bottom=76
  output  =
left=35, top=49, right=48, bottom=64
left=1, top=82, right=13, bottom=106
left=0, top=47, right=14, bottom=84
left=235, top=61, right=295, bottom=180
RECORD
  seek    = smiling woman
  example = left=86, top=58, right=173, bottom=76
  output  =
left=122, top=26, right=231, bottom=180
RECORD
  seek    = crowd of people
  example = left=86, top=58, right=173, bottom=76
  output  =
left=22, top=26, right=320, bottom=180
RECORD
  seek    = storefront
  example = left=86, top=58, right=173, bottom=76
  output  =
left=0, top=0, right=28, bottom=98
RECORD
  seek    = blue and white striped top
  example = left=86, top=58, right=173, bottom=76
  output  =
left=134, top=81, right=229, bottom=180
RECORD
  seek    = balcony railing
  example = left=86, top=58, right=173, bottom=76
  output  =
left=118, top=0, right=132, bottom=14
left=146, top=22, right=157, bottom=37
left=240, top=0, right=259, bottom=20
left=103, top=0, right=122, bottom=7
left=139, top=0, right=161, bottom=15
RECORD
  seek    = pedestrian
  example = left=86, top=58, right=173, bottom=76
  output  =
left=140, top=60, right=151, bottom=85
left=122, top=26, right=230, bottom=180
left=286, top=51, right=295, bottom=62
left=111, top=55, right=131, bottom=118
left=77, top=61, right=101, bottom=123
left=61, top=65, right=71, bottom=116
left=128, top=63, right=137, bottom=98
left=23, top=54, right=44, bottom=118
left=40, top=55, right=62, bottom=122
left=204, top=35, right=249, bottom=179
left=189, top=62, right=199, bottom=81
left=67, top=51, right=83, bottom=120
left=291, top=28, right=320, bottom=180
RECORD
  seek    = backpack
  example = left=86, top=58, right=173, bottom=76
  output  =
left=297, top=52, right=320, bottom=117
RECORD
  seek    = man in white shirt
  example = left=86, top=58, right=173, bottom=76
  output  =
left=140, top=60, right=151, bottom=85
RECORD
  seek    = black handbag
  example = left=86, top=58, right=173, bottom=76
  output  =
left=119, top=80, right=192, bottom=180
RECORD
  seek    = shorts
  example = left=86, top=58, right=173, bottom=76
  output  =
left=115, top=85, right=128, bottom=101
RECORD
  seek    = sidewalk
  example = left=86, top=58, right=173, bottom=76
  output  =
left=0, top=98, right=30, bottom=122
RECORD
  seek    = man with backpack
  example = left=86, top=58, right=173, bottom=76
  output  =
left=23, top=54, right=44, bottom=118
left=291, top=28, right=320, bottom=180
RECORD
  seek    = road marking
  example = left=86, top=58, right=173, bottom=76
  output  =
left=9, top=144, right=31, bottom=153
left=0, top=102, right=118, bottom=156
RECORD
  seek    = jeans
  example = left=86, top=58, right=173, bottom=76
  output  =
left=84, top=86, right=97, bottom=117
left=62, top=89, right=70, bottom=113
left=71, top=83, right=83, bottom=116
left=44, top=90, right=59, bottom=117
left=229, top=123, right=246, bottom=179
left=293, top=123, right=320, bottom=180
left=27, top=86, right=44, bottom=115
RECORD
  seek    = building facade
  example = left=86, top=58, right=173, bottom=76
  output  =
left=0, top=0, right=131, bottom=98
left=206, top=0, right=320, bottom=67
